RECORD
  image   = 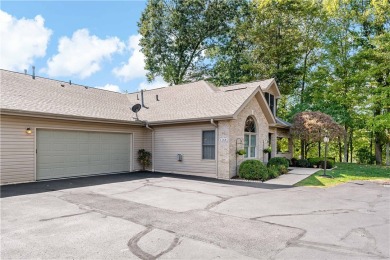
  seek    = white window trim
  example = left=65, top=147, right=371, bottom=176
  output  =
left=244, top=132, right=257, bottom=158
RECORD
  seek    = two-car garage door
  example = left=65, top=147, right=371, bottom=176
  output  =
left=36, top=129, right=132, bottom=180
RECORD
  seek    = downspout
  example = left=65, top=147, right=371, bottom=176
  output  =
left=211, top=119, right=219, bottom=178
left=145, top=122, right=155, bottom=172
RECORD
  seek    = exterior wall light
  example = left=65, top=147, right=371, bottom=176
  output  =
left=26, top=128, right=32, bottom=134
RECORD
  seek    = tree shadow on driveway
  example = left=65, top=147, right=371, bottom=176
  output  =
left=1, top=171, right=291, bottom=198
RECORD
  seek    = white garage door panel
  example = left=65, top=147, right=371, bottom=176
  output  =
left=37, top=129, right=131, bottom=180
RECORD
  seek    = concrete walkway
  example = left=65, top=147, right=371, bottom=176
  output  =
left=264, top=167, right=320, bottom=186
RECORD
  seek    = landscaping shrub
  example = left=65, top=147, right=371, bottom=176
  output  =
left=268, top=166, right=279, bottom=179
left=267, top=157, right=289, bottom=169
left=277, top=165, right=289, bottom=175
left=296, top=159, right=310, bottom=168
left=291, top=158, right=298, bottom=167
left=308, top=157, right=336, bottom=168
left=137, top=149, right=152, bottom=170
left=239, top=160, right=268, bottom=181
left=308, top=157, right=322, bottom=167
left=318, top=160, right=334, bottom=169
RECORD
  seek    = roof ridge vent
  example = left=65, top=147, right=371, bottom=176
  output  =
left=225, top=87, right=247, bottom=92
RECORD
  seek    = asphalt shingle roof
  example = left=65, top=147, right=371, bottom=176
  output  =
left=0, top=70, right=134, bottom=122
left=0, top=69, right=277, bottom=124
left=127, top=80, right=265, bottom=123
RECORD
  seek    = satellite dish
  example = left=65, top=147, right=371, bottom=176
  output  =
left=131, top=104, right=142, bottom=113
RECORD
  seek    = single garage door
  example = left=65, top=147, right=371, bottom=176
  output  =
left=37, top=129, right=132, bottom=180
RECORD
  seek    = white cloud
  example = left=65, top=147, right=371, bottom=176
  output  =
left=96, top=84, right=121, bottom=93
left=139, top=76, right=167, bottom=90
left=113, top=34, right=147, bottom=82
left=0, top=10, right=52, bottom=71
left=43, top=29, right=124, bottom=79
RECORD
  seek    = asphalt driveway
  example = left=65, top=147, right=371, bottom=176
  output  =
left=1, top=172, right=389, bottom=259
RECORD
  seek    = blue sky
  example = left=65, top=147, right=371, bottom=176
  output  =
left=0, top=1, right=166, bottom=93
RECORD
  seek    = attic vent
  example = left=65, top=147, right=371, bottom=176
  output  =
left=156, top=95, right=159, bottom=101
left=61, top=84, right=65, bottom=87
left=225, top=87, right=247, bottom=92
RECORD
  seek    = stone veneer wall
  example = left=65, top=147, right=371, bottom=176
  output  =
left=219, top=95, right=269, bottom=179
left=217, top=121, right=230, bottom=179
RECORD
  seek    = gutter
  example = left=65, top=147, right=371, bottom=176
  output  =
left=0, top=109, right=143, bottom=126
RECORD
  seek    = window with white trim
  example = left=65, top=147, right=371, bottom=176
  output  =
left=244, top=117, right=257, bottom=158
left=202, top=130, right=215, bottom=159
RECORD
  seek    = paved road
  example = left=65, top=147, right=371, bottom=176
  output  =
left=1, top=172, right=389, bottom=259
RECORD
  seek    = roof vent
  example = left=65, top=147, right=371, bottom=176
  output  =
left=32, top=66, right=35, bottom=80
left=225, top=87, right=247, bottom=92
left=137, top=94, right=139, bottom=100
left=156, top=94, right=159, bottom=101
left=61, top=84, right=65, bottom=87
left=69, top=80, right=72, bottom=85
left=24, top=69, right=27, bottom=75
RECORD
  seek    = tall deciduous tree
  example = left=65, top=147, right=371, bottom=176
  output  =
left=138, top=0, right=243, bottom=85
left=290, top=111, right=344, bottom=159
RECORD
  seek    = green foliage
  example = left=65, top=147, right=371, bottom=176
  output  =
left=267, top=157, right=289, bottom=169
left=138, top=0, right=244, bottom=85
left=307, top=157, right=322, bottom=167
left=296, top=163, right=390, bottom=187
left=356, top=147, right=376, bottom=164
left=263, top=147, right=272, bottom=154
left=277, top=165, right=289, bottom=175
left=318, top=160, right=334, bottom=169
left=308, top=157, right=335, bottom=167
left=239, top=160, right=268, bottom=181
left=296, top=159, right=310, bottom=168
left=268, top=166, right=280, bottom=179
left=291, top=158, right=298, bottom=167
left=137, top=149, right=152, bottom=171
left=237, top=149, right=246, bottom=155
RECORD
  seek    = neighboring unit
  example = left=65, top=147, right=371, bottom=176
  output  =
left=0, top=69, right=292, bottom=184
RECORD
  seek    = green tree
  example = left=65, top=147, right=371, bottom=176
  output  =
left=138, top=0, right=243, bottom=85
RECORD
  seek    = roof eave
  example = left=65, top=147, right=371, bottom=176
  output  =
left=147, top=115, right=235, bottom=125
left=0, top=109, right=143, bottom=126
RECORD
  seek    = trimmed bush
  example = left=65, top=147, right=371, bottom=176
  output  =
left=267, top=157, right=289, bottom=169
left=318, top=160, right=334, bottom=169
left=308, top=157, right=336, bottom=168
left=296, top=159, right=310, bottom=168
left=308, top=157, right=322, bottom=167
left=278, top=165, right=289, bottom=175
left=291, top=158, right=298, bottom=167
left=239, top=160, right=268, bottom=181
left=268, top=166, right=279, bottom=179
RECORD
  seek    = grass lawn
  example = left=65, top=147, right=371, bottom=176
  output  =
left=295, top=163, right=390, bottom=187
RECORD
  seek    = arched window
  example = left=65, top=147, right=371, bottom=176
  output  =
left=244, top=117, right=257, bottom=158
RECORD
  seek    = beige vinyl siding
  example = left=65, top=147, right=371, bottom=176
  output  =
left=154, top=123, right=216, bottom=177
left=0, top=114, right=149, bottom=184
